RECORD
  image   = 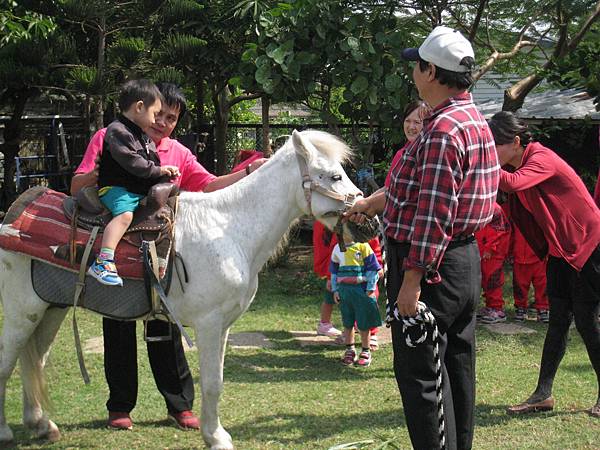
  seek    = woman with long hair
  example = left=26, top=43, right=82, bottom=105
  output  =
left=488, top=111, right=600, bottom=418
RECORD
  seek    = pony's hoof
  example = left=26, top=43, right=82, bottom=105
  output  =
left=30, top=419, right=60, bottom=442
left=0, top=425, right=14, bottom=445
left=46, top=420, right=61, bottom=442
left=204, top=426, right=233, bottom=450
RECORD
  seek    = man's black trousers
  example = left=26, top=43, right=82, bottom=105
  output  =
left=103, top=317, right=195, bottom=414
left=387, top=238, right=480, bottom=450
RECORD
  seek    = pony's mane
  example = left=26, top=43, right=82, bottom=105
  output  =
left=275, top=129, right=352, bottom=164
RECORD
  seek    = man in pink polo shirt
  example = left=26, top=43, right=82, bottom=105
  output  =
left=71, top=83, right=266, bottom=431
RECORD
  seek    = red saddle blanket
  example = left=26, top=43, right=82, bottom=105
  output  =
left=0, top=188, right=146, bottom=280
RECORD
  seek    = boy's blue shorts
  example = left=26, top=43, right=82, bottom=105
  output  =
left=337, top=284, right=382, bottom=331
left=99, top=186, right=144, bottom=216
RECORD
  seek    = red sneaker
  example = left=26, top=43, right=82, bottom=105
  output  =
left=107, top=411, right=133, bottom=430
left=169, top=410, right=200, bottom=430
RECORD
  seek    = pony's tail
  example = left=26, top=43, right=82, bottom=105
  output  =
left=19, top=331, right=52, bottom=414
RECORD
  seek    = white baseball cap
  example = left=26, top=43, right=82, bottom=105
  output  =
left=402, top=26, right=474, bottom=73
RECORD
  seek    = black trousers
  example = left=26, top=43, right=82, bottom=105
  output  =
left=387, top=238, right=480, bottom=450
left=103, top=317, right=195, bottom=414
left=532, top=249, right=600, bottom=401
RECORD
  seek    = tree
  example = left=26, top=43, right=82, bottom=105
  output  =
left=155, top=0, right=262, bottom=174
left=390, top=0, right=600, bottom=111
left=0, top=1, right=70, bottom=209
left=547, top=21, right=600, bottom=110
left=240, top=0, right=416, bottom=165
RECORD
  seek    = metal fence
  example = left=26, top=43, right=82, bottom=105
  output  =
left=1, top=119, right=391, bottom=210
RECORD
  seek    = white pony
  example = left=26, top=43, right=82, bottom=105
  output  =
left=0, top=130, right=363, bottom=450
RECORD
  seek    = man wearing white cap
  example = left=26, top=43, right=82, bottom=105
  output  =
left=346, top=26, right=499, bottom=449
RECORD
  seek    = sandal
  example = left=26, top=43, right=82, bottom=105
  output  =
left=341, top=348, right=356, bottom=365
left=369, top=334, right=379, bottom=351
left=356, top=350, right=372, bottom=367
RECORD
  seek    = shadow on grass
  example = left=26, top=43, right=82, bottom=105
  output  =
left=473, top=403, right=581, bottom=428
left=220, top=330, right=393, bottom=383
left=226, top=408, right=405, bottom=445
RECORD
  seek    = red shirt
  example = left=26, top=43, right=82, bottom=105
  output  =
left=76, top=129, right=216, bottom=192
left=384, top=143, right=410, bottom=188
left=474, top=203, right=511, bottom=259
left=231, top=150, right=264, bottom=174
left=383, top=92, right=499, bottom=279
left=500, top=141, right=600, bottom=270
left=312, top=221, right=382, bottom=279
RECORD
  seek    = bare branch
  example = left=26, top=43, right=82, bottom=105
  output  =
left=469, top=0, right=488, bottom=42
left=474, top=39, right=536, bottom=81
left=228, top=92, right=261, bottom=108
left=565, top=0, right=600, bottom=53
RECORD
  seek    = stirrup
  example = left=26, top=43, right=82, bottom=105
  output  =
left=143, top=318, right=173, bottom=342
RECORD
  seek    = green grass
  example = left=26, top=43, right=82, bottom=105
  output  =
left=1, top=247, right=599, bottom=449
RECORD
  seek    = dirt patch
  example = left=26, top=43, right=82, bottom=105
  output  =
left=291, top=326, right=392, bottom=347
left=83, top=331, right=274, bottom=355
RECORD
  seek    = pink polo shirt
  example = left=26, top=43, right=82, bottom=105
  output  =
left=75, top=128, right=216, bottom=192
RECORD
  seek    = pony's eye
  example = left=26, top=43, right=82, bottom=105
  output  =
left=332, top=174, right=342, bottom=182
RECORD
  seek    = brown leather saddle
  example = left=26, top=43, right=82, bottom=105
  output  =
left=59, top=183, right=178, bottom=273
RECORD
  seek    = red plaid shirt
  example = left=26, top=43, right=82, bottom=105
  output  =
left=384, top=92, right=499, bottom=282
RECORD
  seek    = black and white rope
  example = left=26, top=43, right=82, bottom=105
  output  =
left=393, top=301, right=446, bottom=450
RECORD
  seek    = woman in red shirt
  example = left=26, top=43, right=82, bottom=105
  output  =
left=384, top=100, right=427, bottom=188
left=488, top=111, right=600, bottom=418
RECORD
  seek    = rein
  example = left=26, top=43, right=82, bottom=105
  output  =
left=394, top=301, right=446, bottom=450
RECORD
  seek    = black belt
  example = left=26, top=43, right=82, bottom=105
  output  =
left=387, top=234, right=474, bottom=246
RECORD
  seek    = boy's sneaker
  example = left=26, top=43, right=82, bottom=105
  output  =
left=480, top=308, right=507, bottom=324
left=341, top=348, right=357, bottom=365
left=476, top=307, right=493, bottom=321
left=514, top=307, right=527, bottom=322
left=356, top=350, right=372, bottom=367
left=317, top=321, right=342, bottom=337
left=537, top=309, right=550, bottom=323
left=88, top=258, right=123, bottom=286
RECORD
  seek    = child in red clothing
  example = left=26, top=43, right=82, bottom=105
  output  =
left=475, top=202, right=511, bottom=323
left=505, top=206, right=550, bottom=322
left=313, top=221, right=382, bottom=348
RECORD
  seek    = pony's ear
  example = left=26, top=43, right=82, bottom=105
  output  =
left=292, top=130, right=314, bottom=162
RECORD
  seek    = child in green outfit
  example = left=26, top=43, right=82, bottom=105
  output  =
left=331, top=235, right=382, bottom=367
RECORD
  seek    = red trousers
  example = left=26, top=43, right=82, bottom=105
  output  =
left=480, top=258, right=505, bottom=310
left=512, top=261, right=549, bottom=310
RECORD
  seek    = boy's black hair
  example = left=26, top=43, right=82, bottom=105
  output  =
left=417, top=57, right=475, bottom=90
left=488, top=111, right=532, bottom=146
left=118, top=79, right=163, bottom=112
left=156, top=82, right=187, bottom=119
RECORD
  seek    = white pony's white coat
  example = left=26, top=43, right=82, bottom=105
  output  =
left=0, top=130, right=360, bottom=450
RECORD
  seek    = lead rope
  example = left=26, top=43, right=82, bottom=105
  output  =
left=396, top=301, right=446, bottom=450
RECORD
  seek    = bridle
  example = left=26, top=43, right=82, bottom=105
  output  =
left=295, top=150, right=362, bottom=251
left=295, top=150, right=361, bottom=215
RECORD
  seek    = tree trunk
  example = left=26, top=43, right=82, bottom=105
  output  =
left=195, top=81, right=206, bottom=129
left=213, top=87, right=230, bottom=175
left=0, top=93, right=29, bottom=210
left=92, top=15, right=106, bottom=132
left=502, top=73, right=543, bottom=112
left=261, top=95, right=271, bottom=156
left=84, top=95, right=92, bottom=140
